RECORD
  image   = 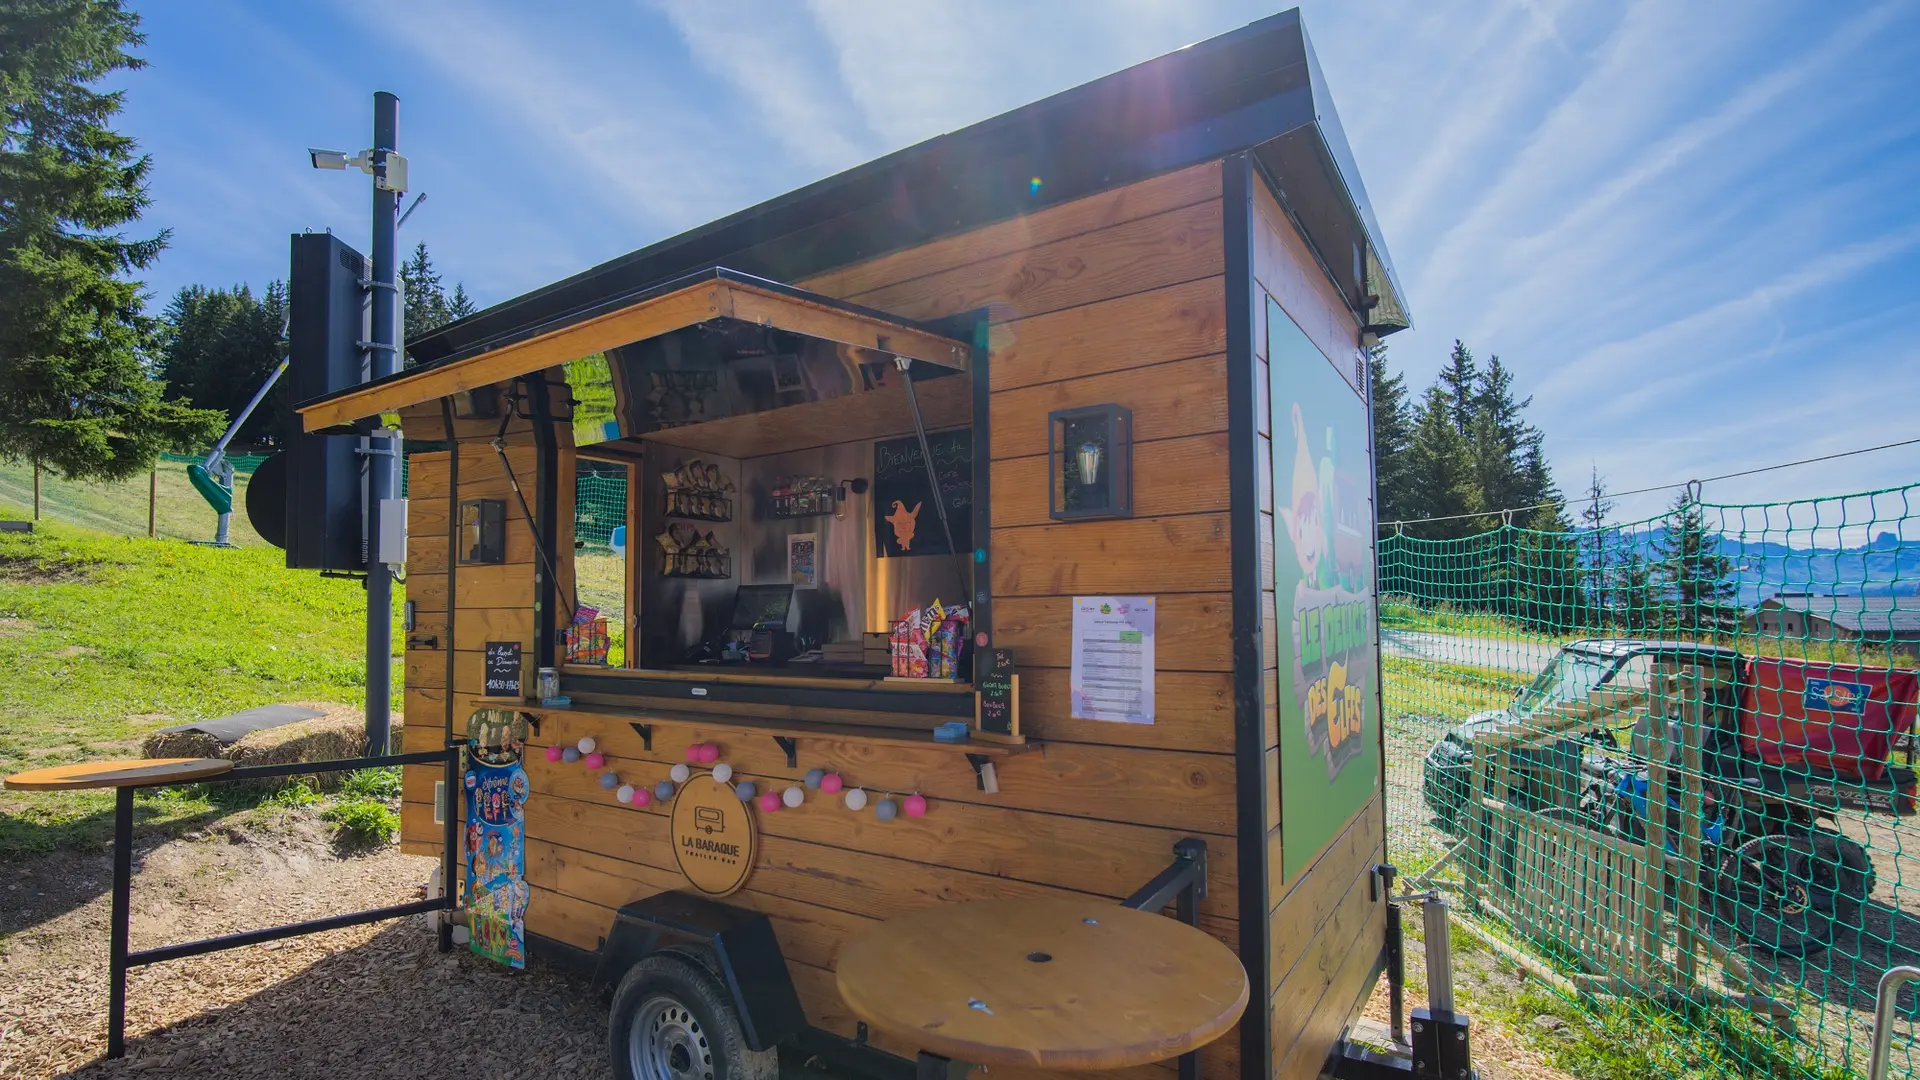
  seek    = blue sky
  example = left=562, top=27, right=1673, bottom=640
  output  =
left=116, top=0, right=1920, bottom=525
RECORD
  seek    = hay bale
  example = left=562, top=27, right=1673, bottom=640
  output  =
left=142, top=727, right=225, bottom=760
left=139, top=702, right=404, bottom=793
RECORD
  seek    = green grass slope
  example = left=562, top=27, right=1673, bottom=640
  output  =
left=0, top=509, right=400, bottom=855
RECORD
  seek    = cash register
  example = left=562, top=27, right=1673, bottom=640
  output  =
left=686, top=583, right=796, bottom=665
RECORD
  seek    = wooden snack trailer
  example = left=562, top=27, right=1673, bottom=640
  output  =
left=298, top=10, right=1416, bottom=1080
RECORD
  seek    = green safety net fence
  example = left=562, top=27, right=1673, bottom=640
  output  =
left=573, top=461, right=629, bottom=666
left=1380, top=483, right=1917, bottom=1079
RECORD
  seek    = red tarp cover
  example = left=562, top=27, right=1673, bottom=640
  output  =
left=1740, top=658, right=1918, bottom=781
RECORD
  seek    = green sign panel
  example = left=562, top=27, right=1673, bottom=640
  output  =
left=1269, top=297, right=1379, bottom=882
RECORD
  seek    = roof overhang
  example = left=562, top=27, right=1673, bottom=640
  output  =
left=296, top=268, right=969, bottom=433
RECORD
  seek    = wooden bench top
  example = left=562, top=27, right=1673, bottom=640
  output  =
left=4, top=758, right=234, bottom=791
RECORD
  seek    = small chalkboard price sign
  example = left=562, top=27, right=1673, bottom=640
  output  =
left=483, top=641, right=523, bottom=698
left=974, top=648, right=1022, bottom=743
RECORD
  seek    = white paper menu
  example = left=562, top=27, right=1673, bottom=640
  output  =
left=1069, top=596, right=1156, bottom=724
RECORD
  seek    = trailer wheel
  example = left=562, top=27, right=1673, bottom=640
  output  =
left=610, top=952, right=777, bottom=1080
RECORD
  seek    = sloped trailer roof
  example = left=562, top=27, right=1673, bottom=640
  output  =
left=387, top=7, right=1406, bottom=388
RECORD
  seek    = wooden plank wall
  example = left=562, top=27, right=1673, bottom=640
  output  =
left=1249, top=176, right=1389, bottom=1080
left=400, top=445, right=540, bottom=856
left=402, top=161, right=1254, bottom=1080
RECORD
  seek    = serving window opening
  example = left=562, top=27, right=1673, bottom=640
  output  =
left=546, top=273, right=983, bottom=709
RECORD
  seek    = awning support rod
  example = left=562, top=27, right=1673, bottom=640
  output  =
left=895, top=357, right=971, bottom=603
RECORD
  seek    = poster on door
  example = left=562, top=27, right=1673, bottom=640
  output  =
left=1269, top=297, right=1379, bottom=883
left=464, top=709, right=530, bottom=968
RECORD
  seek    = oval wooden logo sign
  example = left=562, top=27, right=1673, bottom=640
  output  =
left=670, top=774, right=758, bottom=896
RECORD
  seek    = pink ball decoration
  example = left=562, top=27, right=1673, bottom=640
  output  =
left=633, top=787, right=652, bottom=807
left=903, top=794, right=928, bottom=818
left=758, top=791, right=782, bottom=813
left=698, top=743, right=720, bottom=764
left=819, top=773, right=844, bottom=794
left=584, top=752, right=606, bottom=770
left=685, top=744, right=703, bottom=763
left=544, top=744, right=563, bottom=762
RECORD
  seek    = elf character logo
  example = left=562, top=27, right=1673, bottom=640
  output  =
left=885, top=500, right=921, bottom=551
left=1805, top=678, right=1871, bottom=715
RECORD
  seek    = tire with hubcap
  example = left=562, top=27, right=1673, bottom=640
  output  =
left=610, top=952, right=777, bottom=1080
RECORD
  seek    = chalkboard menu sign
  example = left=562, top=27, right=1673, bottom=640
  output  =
left=976, top=648, right=1019, bottom=739
left=483, top=641, right=522, bottom=698
left=873, top=429, right=971, bottom=558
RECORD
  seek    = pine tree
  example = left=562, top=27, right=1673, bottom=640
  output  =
left=1368, top=345, right=1418, bottom=526
left=158, top=282, right=289, bottom=448
left=400, top=242, right=478, bottom=359
left=0, top=0, right=222, bottom=480
left=400, top=241, right=445, bottom=345
left=1467, top=355, right=1548, bottom=514
left=1437, top=340, right=1477, bottom=436
left=1653, top=491, right=1738, bottom=636
left=1579, top=466, right=1615, bottom=622
left=1405, top=384, right=1482, bottom=541
left=447, top=282, right=476, bottom=321
left=1614, top=552, right=1658, bottom=633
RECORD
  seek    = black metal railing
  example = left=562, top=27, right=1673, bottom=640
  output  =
left=104, top=747, right=460, bottom=1058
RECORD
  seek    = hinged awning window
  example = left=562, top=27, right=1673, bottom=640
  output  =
left=296, top=268, right=969, bottom=433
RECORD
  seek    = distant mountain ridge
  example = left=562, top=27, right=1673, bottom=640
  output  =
left=1587, top=528, right=1920, bottom=606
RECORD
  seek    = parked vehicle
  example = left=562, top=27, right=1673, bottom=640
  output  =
left=1421, top=638, right=1915, bottom=955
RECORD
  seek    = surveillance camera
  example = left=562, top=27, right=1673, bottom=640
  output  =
left=309, top=148, right=351, bottom=170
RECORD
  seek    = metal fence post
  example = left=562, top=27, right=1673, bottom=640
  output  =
left=1870, top=966, right=1919, bottom=1080
left=148, top=469, right=157, bottom=537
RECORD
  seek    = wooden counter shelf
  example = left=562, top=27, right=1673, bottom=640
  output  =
left=558, top=665, right=974, bottom=695
left=469, top=697, right=1032, bottom=790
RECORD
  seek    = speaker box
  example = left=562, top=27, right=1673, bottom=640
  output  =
left=284, top=233, right=370, bottom=571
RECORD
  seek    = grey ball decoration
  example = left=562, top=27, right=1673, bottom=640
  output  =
left=654, top=780, right=676, bottom=801
left=874, top=798, right=898, bottom=822
left=736, top=780, right=757, bottom=801
left=561, top=747, right=581, bottom=764
left=599, top=772, right=620, bottom=790
left=804, top=768, right=825, bottom=790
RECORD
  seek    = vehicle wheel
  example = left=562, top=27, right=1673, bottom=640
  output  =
left=610, top=952, right=778, bottom=1080
left=1713, top=834, right=1844, bottom=956
left=1808, top=829, right=1875, bottom=919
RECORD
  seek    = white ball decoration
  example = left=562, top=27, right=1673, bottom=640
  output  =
left=577, top=736, right=597, bottom=754
left=712, top=763, right=733, bottom=784
left=782, top=785, right=805, bottom=808
left=844, top=787, right=869, bottom=812
left=669, top=763, right=691, bottom=784
left=615, top=784, right=635, bottom=804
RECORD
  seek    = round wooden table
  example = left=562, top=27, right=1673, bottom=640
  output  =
left=836, top=898, right=1249, bottom=1072
left=4, top=757, right=234, bottom=791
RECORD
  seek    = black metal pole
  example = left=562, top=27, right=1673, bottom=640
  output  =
left=440, top=396, right=460, bottom=953
left=364, top=90, right=400, bottom=757
left=107, top=785, right=133, bottom=1059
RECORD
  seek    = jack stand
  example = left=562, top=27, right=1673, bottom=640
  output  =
left=1325, top=880, right=1475, bottom=1080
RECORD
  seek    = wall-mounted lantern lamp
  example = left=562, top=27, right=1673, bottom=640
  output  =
left=1048, top=404, right=1132, bottom=521
left=459, top=498, right=506, bottom=564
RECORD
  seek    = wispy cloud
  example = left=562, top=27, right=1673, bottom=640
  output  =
left=648, top=0, right=876, bottom=174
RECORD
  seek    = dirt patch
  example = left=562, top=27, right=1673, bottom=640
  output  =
left=0, top=821, right=608, bottom=1080
left=0, top=556, right=93, bottom=586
